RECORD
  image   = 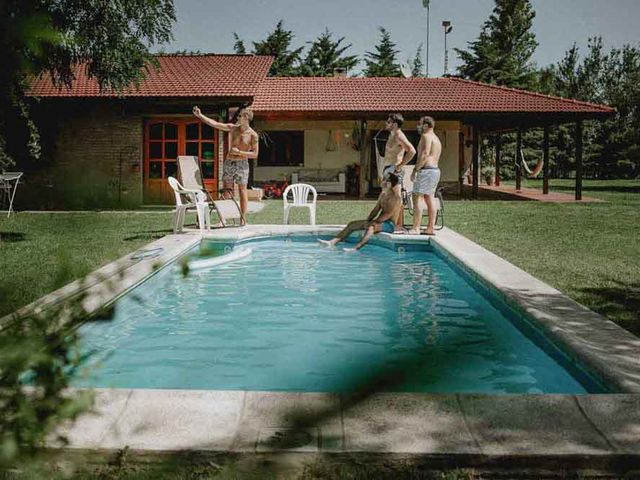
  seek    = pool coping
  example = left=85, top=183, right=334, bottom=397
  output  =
left=6, top=224, right=640, bottom=460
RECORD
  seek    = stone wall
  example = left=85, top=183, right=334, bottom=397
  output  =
left=17, top=101, right=143, bottom=209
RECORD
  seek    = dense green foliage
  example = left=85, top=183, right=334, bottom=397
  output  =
left=251, top=20, right=305, bottom=77
left=0, top=0, right=176, bottom=171
left=300, top=28, right=359, bottom=77
left=455, top=0, right=538, bottom=89
left=363, top=27, right=402, bottom=77
left=455, top=0, right=639, bottom=179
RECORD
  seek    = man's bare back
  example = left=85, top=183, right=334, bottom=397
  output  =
left=377, top=188, right=402, bottom=221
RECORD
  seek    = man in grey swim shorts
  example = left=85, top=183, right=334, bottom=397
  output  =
left=408, top=116, right=442, bottom=235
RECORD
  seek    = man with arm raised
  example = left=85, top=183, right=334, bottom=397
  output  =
left=192, top=105, right=259, bottom=223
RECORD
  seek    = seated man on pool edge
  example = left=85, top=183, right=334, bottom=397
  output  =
left=318, top=173, right=402, bottom=251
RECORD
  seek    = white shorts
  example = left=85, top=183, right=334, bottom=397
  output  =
left=413, top=168, right=440, bottom=196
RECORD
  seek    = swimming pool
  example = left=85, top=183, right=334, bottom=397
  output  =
left=77, top=236, right=606, bottom=394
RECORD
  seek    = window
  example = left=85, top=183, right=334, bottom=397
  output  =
left=258, top=131, right=304, bottom=167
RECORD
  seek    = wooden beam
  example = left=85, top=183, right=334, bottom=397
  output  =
left=495, top=134, right=501, bottom=186
left=543, top=125, right=550, bottom=194
left=472, top=126, right=479, bottom=199
left=359, top=120, right=369, bottom=199
left=515, top=128, right=522, bottom=191
left=575, top=121, right=583, bottom=201
left=458, top=130, right=465, bottom=196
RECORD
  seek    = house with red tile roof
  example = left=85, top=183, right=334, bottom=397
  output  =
left=24, top=54, right=613, bottom=208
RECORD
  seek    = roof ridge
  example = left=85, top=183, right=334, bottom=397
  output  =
left=448, top=77, right=615, bottom=113
left=155, top=53, right=273, bottom=58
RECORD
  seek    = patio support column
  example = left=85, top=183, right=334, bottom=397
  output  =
left=359, top=119, right=368, bottom=199
left=495, top=134, right=501, bottom=186
left=575, top=120, right=583, bottom=201
left=543, top=125, right=550, bottom=194
left=472, top=126, right=479, bottom=199
left=515, top=128, right=522, bottom=191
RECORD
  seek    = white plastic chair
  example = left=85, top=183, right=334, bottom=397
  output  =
left=167, top=177, right=210, bottom=232
left=283, top=183, right=317, bottom=225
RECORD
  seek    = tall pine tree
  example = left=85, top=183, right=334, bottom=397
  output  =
left=455, top=0, right=538, bottom=89
left=410, top=44, right=425, bottom=77
left=232, top=33, right=246, bottom=54
left=300, top=28, right=359, bottom=76
left=252, top=20, right=304, bottom=76
left=364, top=27, right=402, bottom=77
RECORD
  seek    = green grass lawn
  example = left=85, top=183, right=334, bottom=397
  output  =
left=1, top=179, right=639, bottom=335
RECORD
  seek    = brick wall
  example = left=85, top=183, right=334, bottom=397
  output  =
left=18, top=101, right=143, bottom=209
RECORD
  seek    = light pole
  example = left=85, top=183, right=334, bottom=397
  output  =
left=442, top=20, right=453, bottom=76
left=423, top=0, right=430, bottom=77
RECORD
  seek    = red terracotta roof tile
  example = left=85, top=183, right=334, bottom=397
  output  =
left=252, top=77, right=615, bottom=114
left=27, top=54, right=273, bottom=97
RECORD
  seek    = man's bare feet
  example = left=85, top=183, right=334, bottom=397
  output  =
left=406, top=229, right=420, bottom=235
left=424, top=230, right=436, bottom=236
left=318, top=238, right=338, bottom=247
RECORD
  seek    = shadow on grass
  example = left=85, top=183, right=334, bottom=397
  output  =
left=580, top=280, right=640, bottom=336
left=123, top=229, right=173, bottom=242
left=0, top=232, right=26, bottom=243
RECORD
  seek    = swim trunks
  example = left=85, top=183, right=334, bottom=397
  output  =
left=222, top=159, right=249, bottom=185
left=379, top=219, right=396, bottom=233
left=413, top=167, right=440, bottom=196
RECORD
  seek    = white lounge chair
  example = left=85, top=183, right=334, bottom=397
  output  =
left=167, top=176, right=210, bottom=232
left=283, top=183, right=317, bottom=225
left=178, top=155, right=246, bottom=227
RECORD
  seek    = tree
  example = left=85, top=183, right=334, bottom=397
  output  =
left=233, top=32, right=246, bottom=54
left=541, top=38, right=640, bottom=179
left=0, top=0, right=176, bottom=170
left=410, top=44, right=425, bottom=77
left=364, top=27, right=402, bottom=77
left=455, top=0, right=538, bottom=89
left=252, top=20, right=304, bottom=76
left=300, top=28, right=359, bottom=77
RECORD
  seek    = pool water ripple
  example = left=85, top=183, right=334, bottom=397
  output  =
left=77, top=238, right=601, bottom=393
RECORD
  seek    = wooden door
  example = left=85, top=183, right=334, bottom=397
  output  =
left=144, top=119, right=218, bottom=204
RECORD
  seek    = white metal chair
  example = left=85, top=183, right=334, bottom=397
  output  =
left=283, top=183, right=317, bottom=225
left=167, top=176, right=210, bottom=232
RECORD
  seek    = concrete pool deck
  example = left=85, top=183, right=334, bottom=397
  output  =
left=5, top=224, right=640, bottom=465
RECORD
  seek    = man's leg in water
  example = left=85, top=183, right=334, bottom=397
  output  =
left=319, top=220, right=369, bottom=246
left=344, top=223, right=382, bottom=251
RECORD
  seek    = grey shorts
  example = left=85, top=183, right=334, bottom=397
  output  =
left=413, top=168, right=441, bottom=196
left=222, top=159, right=249, bottom=185
left=382, top=164, right=404, bottom=185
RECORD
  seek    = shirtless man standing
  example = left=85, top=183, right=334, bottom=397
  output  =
left=318, top=173, right=402, bottom=251
left=408, top=116, right=442, bottom=235
left=382, top=113, right=416, bottom=230
left=192, top=105, right=259, bottom=223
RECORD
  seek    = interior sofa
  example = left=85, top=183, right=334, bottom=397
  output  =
left=291, top=169, right=346, bottom=193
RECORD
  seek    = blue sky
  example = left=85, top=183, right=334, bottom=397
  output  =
left=162, top=0, right=640, bottom=76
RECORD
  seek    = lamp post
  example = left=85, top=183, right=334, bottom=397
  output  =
left=442, top=20, right=453, bottom=76
left=423, top=0, right=430, bottom=77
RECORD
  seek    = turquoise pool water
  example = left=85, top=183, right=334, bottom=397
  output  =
left=77, top=237, right=605, bottom=393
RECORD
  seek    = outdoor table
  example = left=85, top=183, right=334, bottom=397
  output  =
left=0, top=172, right=23, bottom=217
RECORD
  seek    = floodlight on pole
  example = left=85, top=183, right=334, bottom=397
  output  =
left=442, top=20, right=453, bottom=76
